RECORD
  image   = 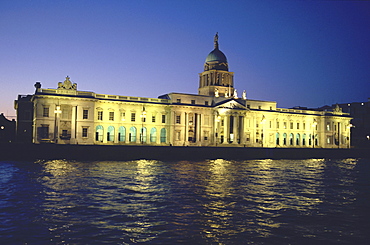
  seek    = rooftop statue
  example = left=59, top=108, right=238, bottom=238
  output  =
left=58, top=76, right=77, bottom=90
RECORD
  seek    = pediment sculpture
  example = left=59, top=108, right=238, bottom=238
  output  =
left=58, top=76, right=77, bottom=90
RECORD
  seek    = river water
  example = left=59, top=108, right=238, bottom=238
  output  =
left=1, top=158, right=369, bottom=244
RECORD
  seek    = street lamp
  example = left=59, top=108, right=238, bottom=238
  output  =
left=347, top=124, right=353, bottom=148
left=140, top=110, right=147, bottom=144
left=54, top=105, right=62, bottom=143
left=312, top=120, right=317, bottom=148
left=260, top=115, right=266, bottom=147
left=215, top=115, right=221, bottom=146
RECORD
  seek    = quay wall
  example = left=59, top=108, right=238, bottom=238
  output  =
left=1, top=143, right=370, bottom=161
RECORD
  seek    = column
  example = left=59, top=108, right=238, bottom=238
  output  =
left=232, top=115, right=238, bottom=144
left=196, top=113, right=201, bottom=145
left=71, top=106, right=77, bottom=144
left=185, top=112, right=189, bottom=145
left=223, top=115, right=229, bottom=144
left=239, top=116, right=245, bottom=145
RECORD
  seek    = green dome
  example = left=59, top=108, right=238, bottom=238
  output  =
left=206, top=48, right=228, bottom=63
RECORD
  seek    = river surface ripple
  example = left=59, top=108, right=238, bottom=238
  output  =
left=1, top=158, right=369, bottom=244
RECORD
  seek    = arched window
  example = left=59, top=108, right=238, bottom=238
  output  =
left=140, top=127, right=147, bottom=143
left=283, top=133, right=287, bottom=145
left=276, top=133, right=280, bottom=145
left=296, top=133, right=300, bottom=145
left=308, top=134, right=312, bottom=145
left=129, top=127, right=136, bottom=142
left=95, top=125, right=103, bottom=142
left=302, top=134, right=306, bottom=146
left=150, top=128, right=157, bottom=143
left=160, top=128, right=166, bottom=143
left=107, top=126, right=114, bottom=141
left=289, top=133, right=294, bottom=145
left=118, top=126, right=126, bottom=142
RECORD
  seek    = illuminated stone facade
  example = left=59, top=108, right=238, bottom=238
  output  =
left=15, top=35, right=352, bottom=148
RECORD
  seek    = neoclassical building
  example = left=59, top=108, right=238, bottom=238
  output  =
left=15, top=34, right=352, bottom=148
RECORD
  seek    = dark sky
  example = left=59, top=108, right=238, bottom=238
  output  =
left=1, top=0, right=369, bottom=116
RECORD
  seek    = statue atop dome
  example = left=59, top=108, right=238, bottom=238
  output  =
left=214, top=32, right=219, bottom=49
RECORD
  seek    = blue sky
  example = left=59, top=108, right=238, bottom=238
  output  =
left=1, top=0, right=369, bottom=117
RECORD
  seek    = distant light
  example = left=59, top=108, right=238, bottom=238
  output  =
left=0, top=126, right=4, bottom=129
left=348, top=104, right=350, bottom=106
left=361, top=103, right=364, bottom=106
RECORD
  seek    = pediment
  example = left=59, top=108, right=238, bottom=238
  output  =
left=215, top=99, right=247, bottom=110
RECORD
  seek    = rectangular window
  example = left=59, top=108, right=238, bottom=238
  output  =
left=205, top=101, right=209, bottom=106
left=290, top=122, right=293, bottom=129
left=121, top=112, right=125, bottom=121
left=191, top=100, right=195, bottom=105
left=109, top=111, right=114, bottom=121
left=284, top=122, right=287, bottom=129
left=43, top=107, right=49, bottom=117
left=177, top=99, right=181, bottom=103
left=258, top=106, right=261, bottom=109
left=327, top=123, right=331, bottom=131
left=38, top=125, right=49, bottom=139
left=162, top=114, right=166, bottom=123
left=152, top=115, right=156, bottom=123
left=98, top=111, right=103, bottom=120
left=247, top=104, right=250, bottom=109
left=83, top=109, right=88, bottom=119
left=82, top=127, right=88, bottom=138
left=276, top=121, right=280, bottom=129
left=176, top=131, right=181, bottom=141
left=62, top=129, right=68, bottom=138
left=297, top=123, right=300, bottom=130
left=303, top=123, right=306, bottom=130
left=221, top=119, right=224, bottom=127
left=269, top=121, right=272, bottom=128
left=131, top=113, right=136, bottom=122
left=176, top=115, right=181, bottom=124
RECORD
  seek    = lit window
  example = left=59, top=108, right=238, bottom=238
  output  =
left=83, top=109, right=88, bottom=119
left=98, top=111, right=103, bottom=120
left=284, top=122, right=287, bottom=129
left=43, top=107, right=49, bottom=117
left=109, top=112, right=114, bottom=121
left=82, top=127, right=88, bottom=137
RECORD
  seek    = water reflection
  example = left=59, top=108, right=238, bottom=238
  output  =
left=7, top=158, right=361, bottom=244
